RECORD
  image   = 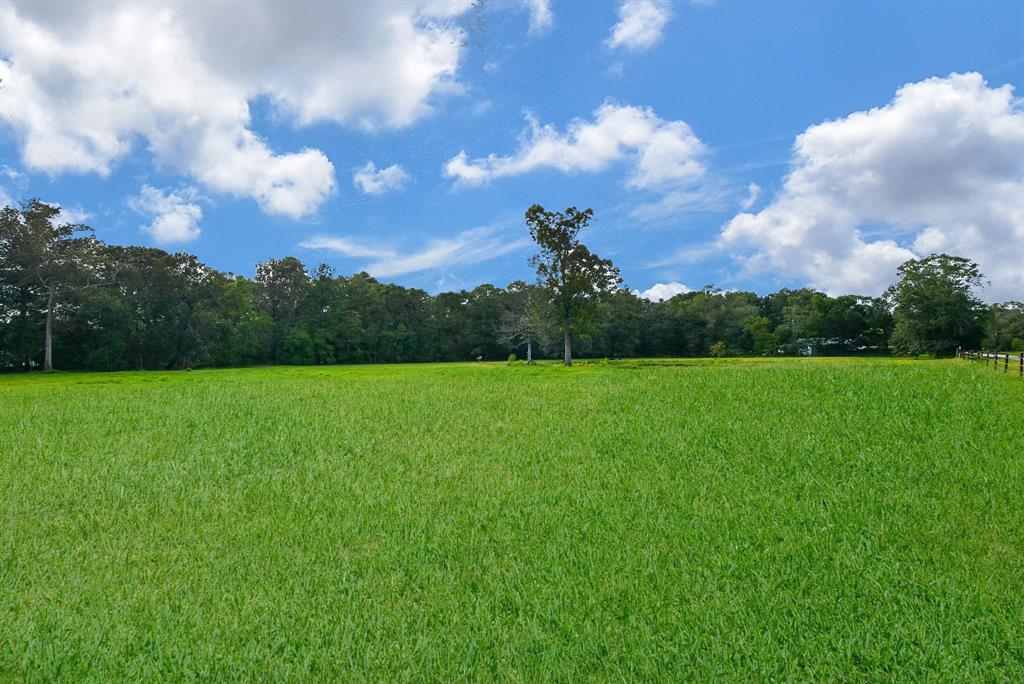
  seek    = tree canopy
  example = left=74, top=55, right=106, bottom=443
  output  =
left=525, top=204, right=620, bottom=366
left=1, top=199, right=1018, bottom=371
left=886, top=254, right=988, bottom=355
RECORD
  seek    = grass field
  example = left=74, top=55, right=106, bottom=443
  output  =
left=1, top=358, right=1021, bottom=680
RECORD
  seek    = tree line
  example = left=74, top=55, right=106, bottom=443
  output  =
left=1, top=199, right=1021, bottom=371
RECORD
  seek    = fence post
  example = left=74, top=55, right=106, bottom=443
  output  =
left=1005, top=354, right=1009, bottom=374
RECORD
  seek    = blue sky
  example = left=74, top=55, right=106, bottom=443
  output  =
left=1, top=0, right=1022, bottom=300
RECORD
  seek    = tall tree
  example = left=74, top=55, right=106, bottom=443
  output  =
left=886, top=254, right=987, bottom=355
left=254, top=256, right=310, bottom=362
left=0, top=200, right=103, bottom=371
left=525, top=205, right=620, bottom=366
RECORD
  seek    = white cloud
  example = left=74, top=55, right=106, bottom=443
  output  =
left=721, top=73, right=1024, bottom=300
left=628, top=182, right=731, bottom=221
left=55, top=204, right=92, bottom=224
left=129, top=186, right=203, bottom=244
left=607, top=0, right=673, bottom=52
left=740, top=182, right=761, bottom=210
left=301, top=225, right=531, bottom=278
left=522, top=0, right=553, bottom=35
left=635, top=281, right=691, bottom=301
left=0, top=168, right=92, bottom=221
left=648, top=241, right=721, bottom=268
left=445, top=102, right=706, bottom=190
left=352, top=162, right=410, bottom=195
left=0, top=1, right=486, bottom=218
left=0, top=165, right=27, bottom=208
left=1, top=166, right=26, bottom=183
left=298, top=236, right=396, bottom=260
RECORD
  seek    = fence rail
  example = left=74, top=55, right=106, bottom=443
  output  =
left=958, top=347, right=1024, bottom=377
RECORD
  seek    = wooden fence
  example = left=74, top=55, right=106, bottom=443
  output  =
left=958, top=347, right=1024, bottom=377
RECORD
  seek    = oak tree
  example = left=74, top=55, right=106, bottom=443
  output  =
left=525, top=205, right=620, bottom=366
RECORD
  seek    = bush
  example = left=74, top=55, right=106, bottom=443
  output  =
left=507, top=353, right=517, bottom=364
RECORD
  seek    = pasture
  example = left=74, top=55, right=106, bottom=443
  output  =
left=1, top=358, right=1021, bottom=680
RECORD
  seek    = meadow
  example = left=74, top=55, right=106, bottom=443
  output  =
left=1, top=358, right=1021, bottom=681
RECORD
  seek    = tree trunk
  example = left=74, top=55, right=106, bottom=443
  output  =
left=527, top=340, right=533, bottom=364
left=43, top=285, right=55, bottom=372
left=563, top=330, right=572, bottom=367
left=19, top=294, right=29, bottom=371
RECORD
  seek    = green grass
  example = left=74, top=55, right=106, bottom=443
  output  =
left=1, top=358, right=1021, bottom=681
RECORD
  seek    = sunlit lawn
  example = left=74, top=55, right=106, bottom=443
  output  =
left=1, top=358, right=1021, bottom=680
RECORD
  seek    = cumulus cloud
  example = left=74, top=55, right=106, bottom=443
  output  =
left=721, top=73, right=1024, bottom=300
left=352, top=162, right=410, bottom=195
left=444, top=103, right=706, bottom=190
left=0, top=1, right=482, bottom=218
left=636, top=281, right=691, bottom=301
left=301, top=225, right=531, bottom=278
left=607, top=0, right=673, bottom=52
left=130, top=186, right=203, bottom=244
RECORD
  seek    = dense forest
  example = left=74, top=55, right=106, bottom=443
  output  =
left=2, top=199, right=1022, bottom=371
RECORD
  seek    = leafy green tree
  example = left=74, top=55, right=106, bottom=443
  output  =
left=709, top=341, right=727, bottom=357
left=984, top=302, right=1024, bottom=351
left=460, top=284, right=507, bottom=360
left=887, top=254, right=987, bottom=356
left=0, top=205, right=41, bottom=369
left=255, top=257, right=310, bottom=362
left=637, top=298, right=676, bottom=357
left=778, top=289, right=827, bottom=347
left=743, top=315, right=776, bottom=355
left=661, top=288, right=759, bottom=356
left=590, top=287, right=644, bottom=358
left=525, top=204, right=620, bottom=366
left=98, top=246, right=220, bottom=370
left=0, top=200, right=104, bottom=370
left=279, top=328, right=315, bottom=365
left=6, top=196, right=1006, bottom=371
